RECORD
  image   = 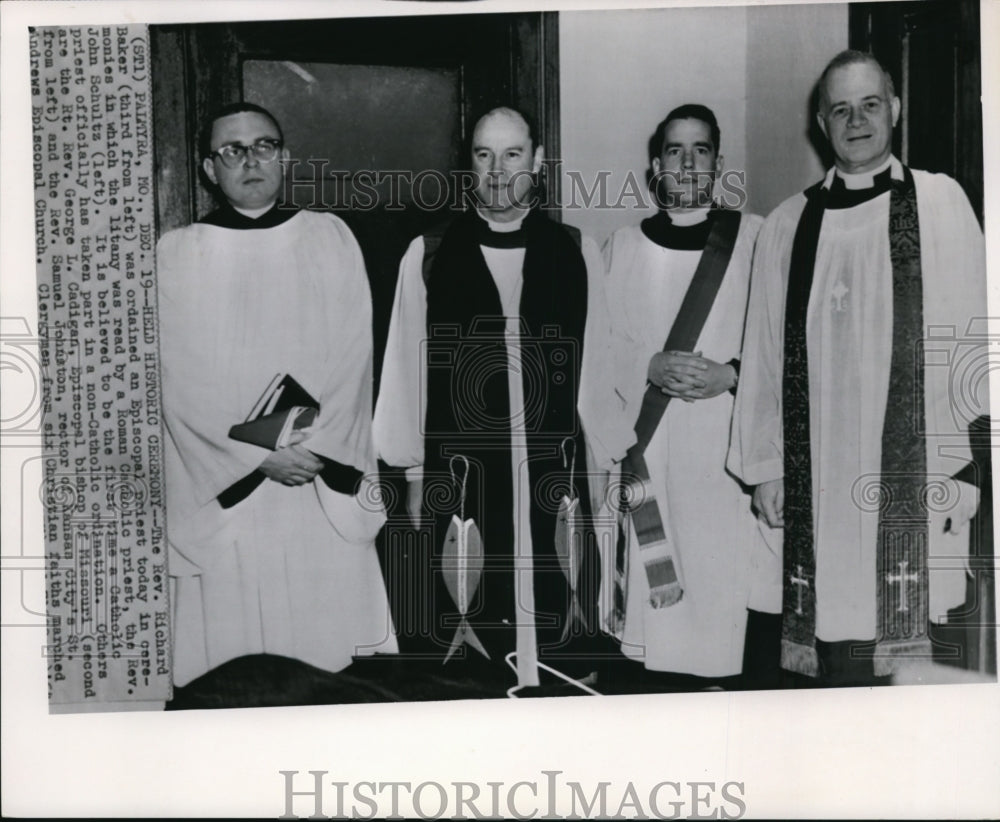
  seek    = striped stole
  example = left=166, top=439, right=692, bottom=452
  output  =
left=613, top=210, right=742, bottom=626
left=781, top=168, right=930, bottom=677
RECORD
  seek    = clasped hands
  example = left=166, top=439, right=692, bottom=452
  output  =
left=647, top=350, right=735, bottom=401
left=258, top=429, right=322, bottom=486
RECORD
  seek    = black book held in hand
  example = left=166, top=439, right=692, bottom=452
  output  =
left=228, top=374, right=320, bottom=450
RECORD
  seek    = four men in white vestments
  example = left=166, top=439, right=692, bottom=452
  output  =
left=157, top=52, right=985, bottom=698
left=602, top=105, right=767, bottom=685
left=158, top=103, right=397, bottom=689
left=374, top=107, right=621, bottom=687
left=728, top=51, right=985, bottom=686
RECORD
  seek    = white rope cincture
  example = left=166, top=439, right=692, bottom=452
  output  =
left=503, top=652, right=602, bottom=698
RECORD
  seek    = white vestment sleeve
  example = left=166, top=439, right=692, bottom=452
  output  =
left=157, top=230, right=276, bottom=506
left=600, top=229, right=645, bottom=455
left=727, top=201, right=800, bottom=486
left=915, top=173, right=987, bottom=617
left=373, top=236, right=428, bottom=474
left=299, top=215, right=379, bottom=475
left=916, top=173, right=986, bottom=479
left=578, top=234, right=633, bottom=470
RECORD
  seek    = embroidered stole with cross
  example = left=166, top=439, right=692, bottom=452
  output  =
left=612, top=210, right=742, bottom=629
left=781, top=168, right=931, bottom=677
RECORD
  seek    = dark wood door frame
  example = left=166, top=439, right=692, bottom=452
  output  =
left=849, top=0, right=982, bottom=222
left=148, top=13, right=563, bottom=652
left=150, top=12, right=561, bottom=236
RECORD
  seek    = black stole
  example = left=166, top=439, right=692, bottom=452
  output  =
left=422, top=209, right=593, bottom=661
left=781, top=167, right=929, bottom=677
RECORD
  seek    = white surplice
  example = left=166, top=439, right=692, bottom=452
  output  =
left=373, top=211, right=620, bottom=686
left=603, top=209, right=768, bottom=676
left=728, top=157, right=986, bottom=642
left=157, top=209, right=397, bottom=687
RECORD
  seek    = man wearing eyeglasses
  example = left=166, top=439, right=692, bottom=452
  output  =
left=157, top=102, right=396, bottom=692
left=728, top=51, right=985, bottom=687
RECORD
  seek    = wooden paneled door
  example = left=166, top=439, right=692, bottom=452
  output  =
left=850, top=0, right=983, bottom=222
left=149, top=13, right=561, bottom=654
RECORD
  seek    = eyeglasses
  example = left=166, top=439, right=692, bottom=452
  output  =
left=209, top=138, right=283, bottom=168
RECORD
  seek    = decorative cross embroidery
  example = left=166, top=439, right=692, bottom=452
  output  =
left=790, top=564, right=810, bottom=615
left=886, top=560, right=919, bottom=612
left=831, top=279, right=849, bottom=312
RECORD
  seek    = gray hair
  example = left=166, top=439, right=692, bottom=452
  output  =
left=817, top=50, right=896, bottom=110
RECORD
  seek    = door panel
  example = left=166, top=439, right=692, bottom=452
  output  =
left=152, top=13, right=558, bottom=383
left=850, top=0, right=982, bottom=222
left=150, top=12, right=559, bottom=653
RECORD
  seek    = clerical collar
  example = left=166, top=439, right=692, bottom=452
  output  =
left=668, top=207, right=711, bottom=226
left=200, top=201, right=301, bottom=229
left=836, top=156, right=893, bottom=188
left=640, top=208, right=716, bottom=250
left=822, top=157, right=898, bottom=210
left=474, top=209, right=529, bottom=249
left=235, top=202, right=275, bottom=219
left=824, top=169, right=892, bottom=210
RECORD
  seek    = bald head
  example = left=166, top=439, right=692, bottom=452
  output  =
left=472, top=107, right=536, bottom=151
